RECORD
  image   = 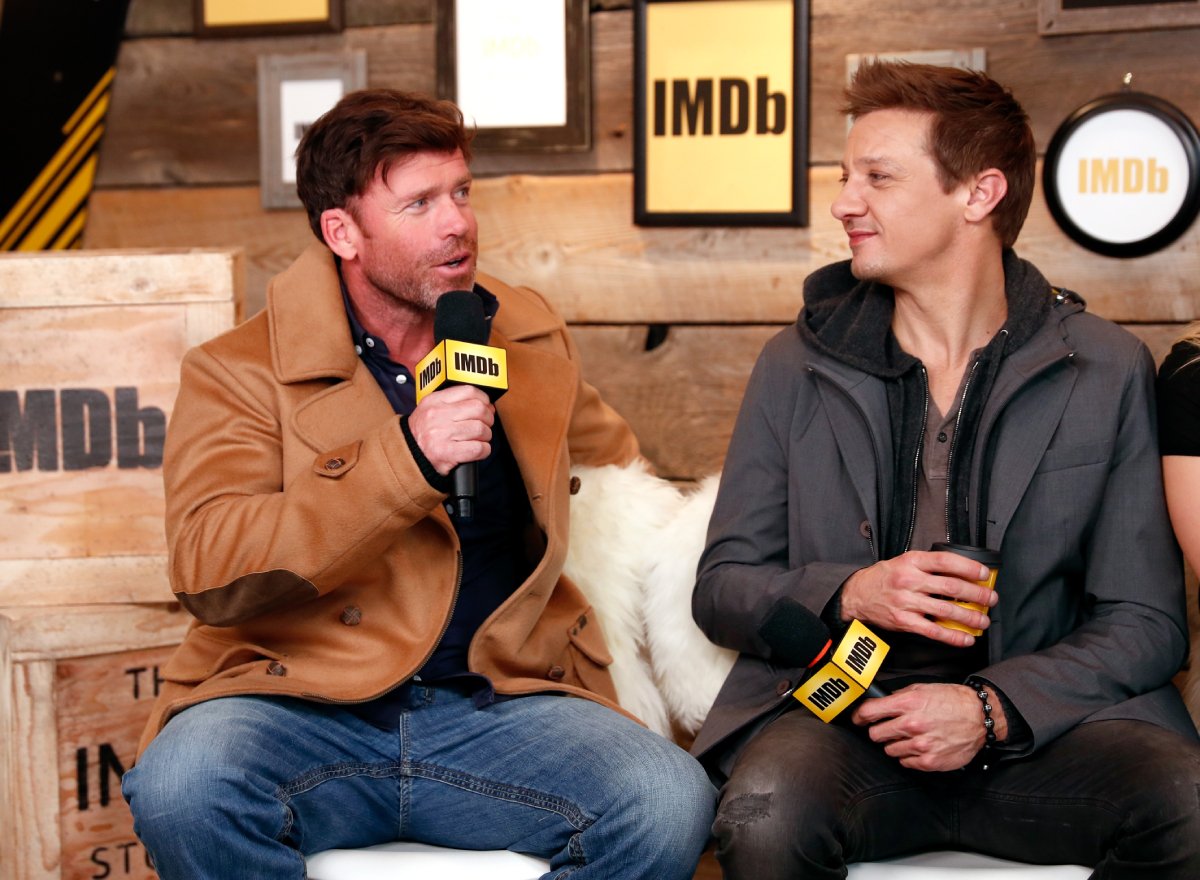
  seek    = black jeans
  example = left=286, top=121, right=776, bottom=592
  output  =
left=712, top=711, right=1200, bottom=880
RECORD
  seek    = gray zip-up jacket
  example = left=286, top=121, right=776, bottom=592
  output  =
left=691, top=253, right=1196, bottom=774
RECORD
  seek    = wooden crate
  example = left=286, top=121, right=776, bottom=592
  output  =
left=0, top=249, right=242, bottom=607
left=1, top=603, right=190, bottom=880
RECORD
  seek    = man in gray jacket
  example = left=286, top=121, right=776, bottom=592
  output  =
left=692, top=60, right=1200, bottom=879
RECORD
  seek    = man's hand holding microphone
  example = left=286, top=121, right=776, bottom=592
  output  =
left=409, top=290, right=509, bottom=521
left=837, top=546, right=1006, bottom=771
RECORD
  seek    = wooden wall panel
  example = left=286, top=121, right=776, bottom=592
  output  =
left=96, top=24, right=435, bottom=187
left=99, top=7, right=1200, bottom=185
left=84, top=167, right=1200, bottom=325
left=98, top=13, right=636, bottom=186
left=80, top=0, right=1200, bottom=481
left=809, top=1, right=1200, bottom=164
left=571, top=322, right=1189, bottom=481
left=572, top=325, right=780, bottom=479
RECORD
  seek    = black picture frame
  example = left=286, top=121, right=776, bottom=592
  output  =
left=633, top=0, right=808, bottom=227
left=1042, top=92, right=1200, bottom=258
left=195, top=0, right=343, bottom=37
left=436, top=0, right=591, bottom=153
left=1039, top=0, right=1200, bottom=36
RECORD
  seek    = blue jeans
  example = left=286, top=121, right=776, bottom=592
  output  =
left=123, top=685, right=716, bottom=879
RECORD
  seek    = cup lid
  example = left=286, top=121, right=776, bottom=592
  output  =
left=931, top=542, right=1001, bottom=567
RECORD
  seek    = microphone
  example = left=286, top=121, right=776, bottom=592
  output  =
left=759, top=596, right=834, bottom=670
left=758, top=599, right=889, bottom=712
left=790, top=616, right=892, bottom=723
left=415, top=291, right=509, bottom=522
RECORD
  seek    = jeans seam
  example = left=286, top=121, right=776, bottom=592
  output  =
left=405, top=760, right=595, bottom=831
left=973, top=790, right=1126, bottom=817
left=277, top=761, right=400, bottom=800
left=841, top=781, right=922, bottom=817
left=398, top=709, right=412, bottom=841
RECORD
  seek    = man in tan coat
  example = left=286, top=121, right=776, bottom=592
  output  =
left=122, top=89, right=714, bottom=879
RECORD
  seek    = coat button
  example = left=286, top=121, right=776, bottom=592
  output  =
left=547, top=665, right=566, bottom=681
left=776, top=679, right=792, bottom=696
left=569, top=476, right=582, bottom=495
left=324, top=457, right=345, bottom=471
left=266, top=661, right=287, bottom=676
left=340, top=606, right=362, bottom=626
left=859, top=520, right=872, bottom=539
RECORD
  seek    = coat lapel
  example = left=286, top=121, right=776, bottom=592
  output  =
left=976, top=341, right=1076, bottom=551
left=495, top=334, right=577, bottom=521
left=292, top=363, right=397, bottom=453
left=811, top=361, right=890, bottom=547
left=263, top=243, right=397, bottom=453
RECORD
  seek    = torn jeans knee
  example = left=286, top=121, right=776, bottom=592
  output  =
left=717, top=791, right=773, bottom=826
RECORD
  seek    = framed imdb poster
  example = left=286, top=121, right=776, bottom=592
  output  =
left=634, top=0, right=808, bottom=227
left=195, top=0, right=342, bottom=37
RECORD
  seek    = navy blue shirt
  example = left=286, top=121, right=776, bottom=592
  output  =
left=342, top=281, right=534, bottom=722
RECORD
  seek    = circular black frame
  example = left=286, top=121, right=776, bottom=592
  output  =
left=1042, top=91, right=1200, bottom=259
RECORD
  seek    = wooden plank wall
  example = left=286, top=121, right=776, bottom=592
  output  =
left=84, top=0, right=1200, bottom=481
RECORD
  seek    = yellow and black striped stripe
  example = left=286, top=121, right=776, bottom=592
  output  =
left=0, top=67, right=113, bottom=251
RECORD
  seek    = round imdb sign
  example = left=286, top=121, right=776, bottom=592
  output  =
left=1043, top=92, right=1200, bottom=258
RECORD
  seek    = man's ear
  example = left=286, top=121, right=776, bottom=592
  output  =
left=320, top=208, right=359, bottom=261
left=964, top=169, right=1008, bottom=223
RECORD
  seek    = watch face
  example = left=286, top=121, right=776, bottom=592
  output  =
left=1043, top=92, right=1200, bottom=258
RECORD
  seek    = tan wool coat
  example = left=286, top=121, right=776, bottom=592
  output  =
left=137, top=243, right=639, bottom=757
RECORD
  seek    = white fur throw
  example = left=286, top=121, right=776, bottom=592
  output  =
left=563, top=462, right=735, bottom=738
left=643, top=474, right=736, bottom=734
left=566, top=462, right=1200, bottom=739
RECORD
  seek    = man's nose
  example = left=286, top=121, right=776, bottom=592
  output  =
left=831, top=182, right=864, bottom=222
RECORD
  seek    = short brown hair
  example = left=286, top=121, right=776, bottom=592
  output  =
left=295, top=89, right=474, bottom=241
left=843, top=61, right=1034, bottom=248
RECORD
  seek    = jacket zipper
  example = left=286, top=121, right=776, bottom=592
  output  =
left=903, top=365, right=930, bottom=552
left=942, top=357, right=982, bottom=544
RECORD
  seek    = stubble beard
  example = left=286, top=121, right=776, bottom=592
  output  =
left=849, top=253, right=887, bottom=284
left=365, top=235, right=479, bottom=315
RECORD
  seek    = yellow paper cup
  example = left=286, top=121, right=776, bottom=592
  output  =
left=931, top=542, right=1000, bottom=636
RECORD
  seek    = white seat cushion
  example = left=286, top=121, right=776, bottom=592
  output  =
left=848, top=850, right=1091, bottom=878
left=305, top=841, right=551, bottom=880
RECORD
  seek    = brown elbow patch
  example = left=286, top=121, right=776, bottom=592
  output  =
left=177, top=570, right=319, bottom=626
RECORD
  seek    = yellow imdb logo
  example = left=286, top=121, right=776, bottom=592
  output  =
left=794, top=620, right=890, bottom=723
left=415, top=340, right=508, bottom=403
left=643, top=0, right=794, bottom=214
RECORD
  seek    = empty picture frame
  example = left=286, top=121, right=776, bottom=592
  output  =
left=257, top=51, right=367, bottom=210
left=196, top=0, right=343, bottom=37
left=436, top=0, right=591, bottom=152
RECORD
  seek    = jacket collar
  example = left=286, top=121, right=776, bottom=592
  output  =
left=267, top=242, right=564, bottom=384
left=798, top=249, right=1055, bottom=376
left=268, top=242, right=359, bottom=384
left=268, top=243, right=575, bottom=529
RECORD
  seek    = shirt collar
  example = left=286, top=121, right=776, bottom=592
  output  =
left=337, top=263, right=500, bottom=358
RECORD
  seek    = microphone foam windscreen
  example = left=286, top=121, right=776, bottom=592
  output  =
left=434, top=290, right=488, bottom=345
left=759, top=597, right=832, bottom=667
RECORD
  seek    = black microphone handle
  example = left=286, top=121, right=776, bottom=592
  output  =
left=863, top=681, right=889, bottom=700
left=451, top=461, right=478, bottom=522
